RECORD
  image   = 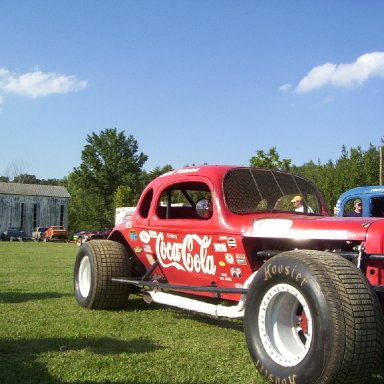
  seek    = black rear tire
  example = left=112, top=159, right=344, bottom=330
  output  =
left=74, top=240, right=131, bottom=309
left=244, top=250, right=384, bottom=384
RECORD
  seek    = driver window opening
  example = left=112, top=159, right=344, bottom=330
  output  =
left=156, top=182, right=212, bottom=220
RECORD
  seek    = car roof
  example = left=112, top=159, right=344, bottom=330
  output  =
left=338, top=186, right=384, bottom=200
left=150, top=165, right=302, bottom=185
left=145, top=165, right=236, bottom=190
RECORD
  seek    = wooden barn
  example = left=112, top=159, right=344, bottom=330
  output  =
left=0, top=182, right=71, bottom=238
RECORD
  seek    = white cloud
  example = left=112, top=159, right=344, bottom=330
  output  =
left=295, top=52, right=384, bottom=93
left=278, top=83, right=292, bottom=93
left=0, top=67, right=87, bottom=99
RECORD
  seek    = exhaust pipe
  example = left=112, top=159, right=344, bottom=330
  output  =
left=143, top=272, right=256, bottom=319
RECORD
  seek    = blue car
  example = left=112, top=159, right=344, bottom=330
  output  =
left=335, top=186, right=384, bottom=217
left=1, top=227, right=25, bottom=241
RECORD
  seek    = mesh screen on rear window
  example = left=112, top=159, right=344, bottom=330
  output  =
left=223, top=168, right=322, bottom=214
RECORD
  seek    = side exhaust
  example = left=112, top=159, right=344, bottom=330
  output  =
left=142, top=272, right=257, bottom=319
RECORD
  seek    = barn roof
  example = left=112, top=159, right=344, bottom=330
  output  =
left=0, top=182, right=71, bottom=198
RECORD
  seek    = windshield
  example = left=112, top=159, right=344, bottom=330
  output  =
left=223, top=168, right=324, bottom=215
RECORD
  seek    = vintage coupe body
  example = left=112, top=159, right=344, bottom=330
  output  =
left=74, top=165, right=384, bottom=384
left=42, top=225, right=68, bottom=241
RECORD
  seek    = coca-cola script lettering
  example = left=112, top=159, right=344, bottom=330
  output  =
left=156, top=232, right=216, bottom=275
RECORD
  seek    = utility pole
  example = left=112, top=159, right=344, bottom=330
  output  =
left=380, top=146, right=383, bottom=185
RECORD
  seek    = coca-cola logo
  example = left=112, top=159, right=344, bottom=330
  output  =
left=155, top=232, right=216, bottom=275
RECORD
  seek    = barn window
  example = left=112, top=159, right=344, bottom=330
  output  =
left=33, top=204, right=38, bottom=229
left=60, top=205, right=64, bottom=226
left=20, top=203, right=25, bottom=229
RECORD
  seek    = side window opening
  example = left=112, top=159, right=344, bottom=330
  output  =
left=343, top=198, right=361, bottom=217
left=370, top=197, right=384, bottom=217
left=156, top=182, right=212, bottom=220
left=139, top=189, right=153, bottom=219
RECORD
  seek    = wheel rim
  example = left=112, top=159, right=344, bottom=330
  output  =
left=78, top=255, right=92, bottom=298
left=258, top=283, right=313, bottom=367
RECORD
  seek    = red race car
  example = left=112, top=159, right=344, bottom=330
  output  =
left=74, top=165, right=384, bottom=384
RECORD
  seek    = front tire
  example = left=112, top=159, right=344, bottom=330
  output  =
left=74, top=240, right=131, bottom=309
left=244, top=250, right=384, bottom=384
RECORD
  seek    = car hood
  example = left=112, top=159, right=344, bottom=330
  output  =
left=242, top=214, right=380, bottom=241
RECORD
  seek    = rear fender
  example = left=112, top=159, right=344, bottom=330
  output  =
left=108, top=230, right=147, bottom=278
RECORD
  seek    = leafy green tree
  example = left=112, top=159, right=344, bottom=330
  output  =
left=250, top=147, right=291, bottom=171
left=113, top=185, right=134, bottom=208
left=40, top=178, right=62, bottom=186
left=295, top=144, right=382, bottom=211
left=13, top=174, right=38, bottom=184
left=142, top=165, right=173, bottom=184
left=68, top=128, right=148, bottom=230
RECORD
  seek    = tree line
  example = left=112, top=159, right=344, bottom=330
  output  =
left=250, top=144, right=383, bottom=212
left=2, top=128, right=383, bottom=232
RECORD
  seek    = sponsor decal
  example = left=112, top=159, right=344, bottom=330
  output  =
left=227, top=237, right=237, bottom=248
left=145, top=254, right=156, bottom=265
left=125, top=221, right=132, bottom=229
left=149, top=230, right=157, bottom=238
left=130, top=231, right=138, bottom=241
left=219, top=236, right=228, bottom=241
left=214, top=243, right=227, bottom=252
left=230, top=266, right=242, bottom=278
left=160, top=167, right=201, bottom=177
left=235, top=254, right=247, bottom=265
left=134, top=246, right=143, bottom=253
left=225, top=253, right=234, bottom=264
left=143, top=244, right=152, bottom=253
left=139, top=230, right=151, bottom=244
left=156, top=232, right=216, bottom=275
left=167, top=233, right=178, bottom=240
left=218, top=261, right=226, bottom=267
left=219, top=273, right=232, bottom=282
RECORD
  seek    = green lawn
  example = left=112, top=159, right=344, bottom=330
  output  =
left=0, top=242, right=265, bottom=384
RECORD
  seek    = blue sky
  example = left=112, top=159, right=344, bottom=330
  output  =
left=1, top=1, right=384, bottom=180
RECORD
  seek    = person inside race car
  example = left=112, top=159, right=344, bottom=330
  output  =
left=348, top=199, right=363, bottom=217
left=291, top=195, right=314, bottom=213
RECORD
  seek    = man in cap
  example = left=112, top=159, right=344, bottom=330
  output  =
left=291, top=195, right=314, bottom=213
left=348, top=199, right=362, bottom=217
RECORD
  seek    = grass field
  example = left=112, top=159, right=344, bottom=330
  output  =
left=0, top=242, right=267, bottom=384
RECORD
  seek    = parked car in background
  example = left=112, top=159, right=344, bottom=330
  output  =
left=335, top=185, right=384, bottom=217
left=74, top=229, right=111, bottom=246
left=73, top=230, right=90, bottom=242
left=1, top=227, right=25, bottom=241
left=41, top=226, right=68, bottom=242
left=32, top=227, right=49, bottom=241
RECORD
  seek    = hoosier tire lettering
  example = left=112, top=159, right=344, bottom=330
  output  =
left=255, top=360, right=298, bottom=384
left=264, top=263, right=308, bottom=287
